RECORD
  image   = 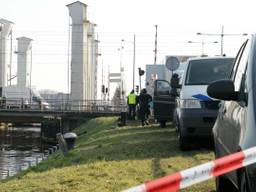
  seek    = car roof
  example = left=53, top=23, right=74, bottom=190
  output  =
left=187, top=56, right=234, bottom=62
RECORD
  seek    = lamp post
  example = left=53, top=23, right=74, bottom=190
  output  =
left=0, top=24, right=2, bottom=97
left=197, top=26, right=247, bottom=56
left=118, top=39, right=124, bottom=100
left=121, top=35, right=136, bottom=90
left=9, top=30, right=13, bottom=86
left=29, top=45, right=32, bottom=105
left=188, top=40, right=218, bottom=56
left=133, top=35, right=136, bottom=91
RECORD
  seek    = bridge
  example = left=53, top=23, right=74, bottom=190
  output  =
left=0, top=99, right=127, bottom=124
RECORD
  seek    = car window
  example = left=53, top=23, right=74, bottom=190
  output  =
left=156, top=80, right=171, bottom=96
left=231, top=40, right=248, bottom=80
left=185, top=58, right=234, bottom=85
left=233, top=39, right=251, bottom=91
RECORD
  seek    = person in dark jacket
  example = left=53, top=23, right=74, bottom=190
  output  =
left=138, top=88, right=152, bottom=126
left=170, top=73, right=180, bottom=96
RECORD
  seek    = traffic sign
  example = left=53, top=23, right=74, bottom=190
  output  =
left=166, top=56, right=180, bottom=71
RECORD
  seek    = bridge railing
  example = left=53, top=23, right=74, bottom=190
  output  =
left=0, top=98, right=127, bottom=113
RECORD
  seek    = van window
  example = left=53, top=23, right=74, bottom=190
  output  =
left=185, top=58, right=234, bottom=85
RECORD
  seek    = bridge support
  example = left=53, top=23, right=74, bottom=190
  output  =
left=41, top=116, right=88, bottom=143
left=62, top=117, right=88, bottom=131
left=41, top=117, right=62, bottom=143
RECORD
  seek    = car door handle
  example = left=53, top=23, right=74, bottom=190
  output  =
left=222, top=107, right=227, bottom=114
left=218, top=107, right=226, bottom=120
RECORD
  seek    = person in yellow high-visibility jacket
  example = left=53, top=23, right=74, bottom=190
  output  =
left=127, top=90, right=137, bottom=120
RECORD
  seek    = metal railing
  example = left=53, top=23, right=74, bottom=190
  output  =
left=0, top=98, right=127, bottom=113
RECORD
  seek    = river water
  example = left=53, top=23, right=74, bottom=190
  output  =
left=0, top=126, right=51, bottom=180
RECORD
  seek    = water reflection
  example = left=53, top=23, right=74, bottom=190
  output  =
left=0, top=126, right=51, bottom=179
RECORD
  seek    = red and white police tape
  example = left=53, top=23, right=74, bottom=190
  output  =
left=123, top=146, right=256, bottom=192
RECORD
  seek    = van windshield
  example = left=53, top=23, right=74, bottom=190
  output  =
left=185, top=58, right=234, bottom=85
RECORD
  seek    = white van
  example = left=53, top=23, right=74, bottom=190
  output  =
left=172, top=57, right=234, bottom=150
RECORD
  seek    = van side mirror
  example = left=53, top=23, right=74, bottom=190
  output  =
left=207, top=79, right=238, bottom=101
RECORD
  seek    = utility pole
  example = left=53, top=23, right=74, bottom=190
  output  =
left=188, top=40, right=218, bottom=56
left=122, top=37, right=136, bottom=91
left=133, top=34, right=136, bottom=90
left=154, top=25, right=158, bottom=65
left=101, top=60, right=104, bottom=100
left=29, top=45, right=32, bottom=105
left=9, top=30, right=12, bottom=86
left=107, top=64, right=110, bottom=101
left=221, top=26, right=224, bottom=56
left=67, top=16, right=71, bottom=102
left=197, top=26, right=247, bottom=56
left=118, top=39, right=124, bottom=100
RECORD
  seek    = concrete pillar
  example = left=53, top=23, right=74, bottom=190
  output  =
left=67, top=1, right=99, bottom=104
left=94, top=38, right=99, bottom=100
left=0, top=19, right=13, bottom=91
left=67, top=1, right=88, bottom=102
left=87, top=22, right=93, bottom=100
left=87, top=23, right=99, bottom=100
left=16, top=37, right=33, bottom=88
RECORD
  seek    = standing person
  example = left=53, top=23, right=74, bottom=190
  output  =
left=138, top=88, right=152, bottom=126
left=127, top=90, right=137, bottom=120
left=170, top=73, right=180, bottom=96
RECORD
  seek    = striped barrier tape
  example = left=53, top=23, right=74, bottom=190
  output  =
left=123, top=146, right=256, bottom=192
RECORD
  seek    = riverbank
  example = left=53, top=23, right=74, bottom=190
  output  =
left=0, top=117, right=215, bottom=192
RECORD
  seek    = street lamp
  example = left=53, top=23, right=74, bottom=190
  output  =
left=29, top=45, right=32, bottom=105
left=197, top=26, right=247, bottom=56
left=121, top=35, right=136, bottom=90
left=118, top=39, right=124, bottom=100
left=188, top=40, right=218, bottom=56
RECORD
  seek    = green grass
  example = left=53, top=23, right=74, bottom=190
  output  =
left=0, top=117, right=215, bottom=192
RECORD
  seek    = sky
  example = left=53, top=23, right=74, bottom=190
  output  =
left=0, top=0, right=255, bottom=98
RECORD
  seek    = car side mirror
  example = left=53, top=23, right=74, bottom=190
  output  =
left=207, top=79, right=238, bottom=101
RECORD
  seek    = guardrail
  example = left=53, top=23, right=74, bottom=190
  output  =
left=0, top=98, right=127, bottom=113
left=123, top=146, right=256, bottom=192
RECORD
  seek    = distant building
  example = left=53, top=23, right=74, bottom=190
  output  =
left=39, top=89, right=69, bottom=109
left=39, top=89, right=69, bottom=101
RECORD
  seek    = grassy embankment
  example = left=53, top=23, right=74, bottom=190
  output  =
left=0, top=117, right=215, bottom=192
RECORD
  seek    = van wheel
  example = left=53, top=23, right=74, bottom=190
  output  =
left=178, top=131, right=190, bottom=151
left=238, top=169, right=250, bottom=192
left=216, top=176, right=237, bottom=192
left=159, top=120, right=166, bottom=128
